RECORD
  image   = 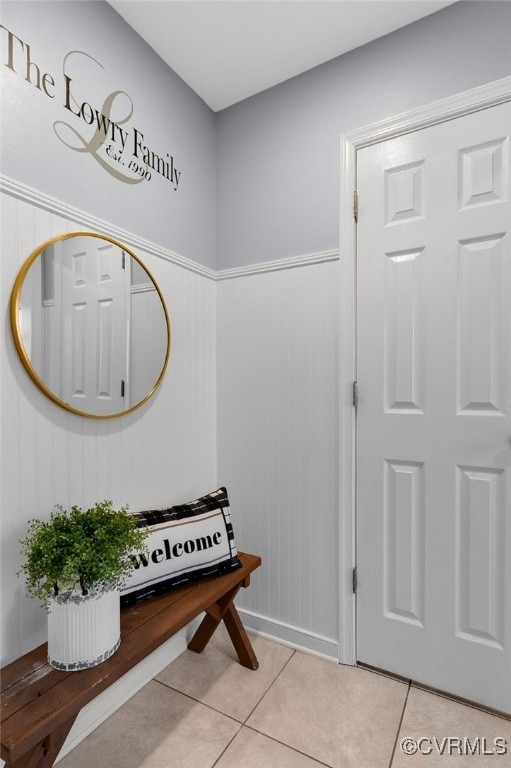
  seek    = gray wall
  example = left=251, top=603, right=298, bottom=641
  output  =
left=0, top=1, right=216, bottom=267
left=3, top=2, right=510, bottom=272
left=216, top=1, right=511, bottom=269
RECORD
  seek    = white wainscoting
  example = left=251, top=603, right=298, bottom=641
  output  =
left=217, top=262, right=340, bottom=657
left=1, top=183, right=341, bottom=761
left=0, top=190, right=218, bottom=666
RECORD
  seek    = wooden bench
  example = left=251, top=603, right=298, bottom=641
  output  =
left=0, top=552, right=261, bottom=768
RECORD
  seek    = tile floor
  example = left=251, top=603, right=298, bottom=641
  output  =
left=59, top=626, right=511, bottom=768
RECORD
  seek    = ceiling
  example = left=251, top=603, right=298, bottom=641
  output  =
left=108, top=1, right=456, bottom=112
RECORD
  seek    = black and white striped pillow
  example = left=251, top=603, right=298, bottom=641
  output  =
left=120, top=487, right=241, bottom=607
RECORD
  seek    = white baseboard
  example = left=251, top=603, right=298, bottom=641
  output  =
left=238, top=607, right=339, bottom=663
left=55, top=616, right=202, bottom=763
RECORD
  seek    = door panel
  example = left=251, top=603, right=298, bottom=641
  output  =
left=59, top=237, right=128, bottom=414
left=356, top=101, right=511, bottom=713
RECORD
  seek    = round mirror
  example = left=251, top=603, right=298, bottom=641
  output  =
left=10, top=232, right=171, bottom=418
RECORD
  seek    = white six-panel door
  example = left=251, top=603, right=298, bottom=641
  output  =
left=356, top=101, right=511, bottom=713
left=59, top=237, right=128, bottom=414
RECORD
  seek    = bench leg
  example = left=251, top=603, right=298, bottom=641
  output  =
left=223, top=603, right=259, bottom=670
left=7, top=715, right=77, bottom=768
left=187, top=585, right=259, bottom=670
left=6, top=745, right=45, bottom=768
left=188, top=586, right=240, bottom=654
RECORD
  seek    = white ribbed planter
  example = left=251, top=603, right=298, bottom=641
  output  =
left=47, top=589, right=120, bottom=671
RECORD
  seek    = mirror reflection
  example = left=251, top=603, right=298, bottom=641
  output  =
left=12, top=233, right=170, bottom=418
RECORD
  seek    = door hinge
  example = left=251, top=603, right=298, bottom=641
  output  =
left=352, top=380, right=359, bottom=408
left=352, top=567, right=358, bottom=594
left=353, top=190, right=358, bottom=222
left=121, top=251, right=126, bottom=269
left=121, top=379, right=125, bottom=398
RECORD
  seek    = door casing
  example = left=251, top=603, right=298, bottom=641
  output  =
left=338, top=75, right=511, bottom=666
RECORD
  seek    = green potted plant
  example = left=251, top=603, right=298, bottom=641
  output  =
left=19, top=501, right=148, bottom=671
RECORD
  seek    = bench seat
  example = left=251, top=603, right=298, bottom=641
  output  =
left=0, top=551, right=261, bottom=768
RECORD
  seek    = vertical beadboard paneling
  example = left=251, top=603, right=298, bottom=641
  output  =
left=217, top=262, right=340, bottom=650
left=0, top=191, right=217, bottom=666
left=1, top=192, right=23, bottom=661
left=2, top=184, right=337, bottom=664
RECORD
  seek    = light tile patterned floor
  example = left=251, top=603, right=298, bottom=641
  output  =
left=59, top=626, right=511, bottom=768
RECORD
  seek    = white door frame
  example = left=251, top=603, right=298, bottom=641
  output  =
left=338, top=75, right=511, bottom=666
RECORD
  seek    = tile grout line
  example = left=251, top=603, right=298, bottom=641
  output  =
left=240, top=649, right=335, bottom=767
left=154, top=650, right=302, bottom=768
left=243, top=649, right=297, bottom=724
left=152, top=678, right=244, bottom=726
left=151, top=680, right=250, bottom=768
left=388, top=680, right=412, bottom=768
left=361, top=663, right=511, bottom=722
left=210, top=725, right=243, bottom=768
left=152, top=648, right=297, bottom=728
left=243, top=723, right=334, bottom=768
left=409, top=684, right=511, bottom=723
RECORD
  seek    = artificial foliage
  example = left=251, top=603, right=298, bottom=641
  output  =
left=19, top=501, right=148, bottom=610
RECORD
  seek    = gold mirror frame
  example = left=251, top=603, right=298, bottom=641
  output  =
left=10, top=231, right=171, bottom=419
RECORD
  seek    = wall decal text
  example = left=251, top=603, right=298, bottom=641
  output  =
left=0, top=24, right=182, bottom=189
